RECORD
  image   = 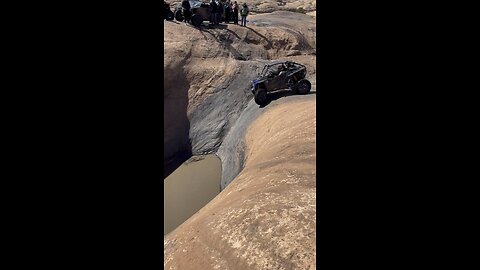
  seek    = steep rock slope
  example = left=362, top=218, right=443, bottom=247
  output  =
left=164, top=11, right=316, bottom=176
left=164, top=96, right=316, bottom=269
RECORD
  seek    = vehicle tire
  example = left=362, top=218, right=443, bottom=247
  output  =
left=191, top=14, right=203, bottom=26
left=166, top=10, right=175, bottom=21
left=254, top=88, right=268, bottom=105
left=296, top=79, right=311, bottom=95
left=175, top=10, right=184, bottom=21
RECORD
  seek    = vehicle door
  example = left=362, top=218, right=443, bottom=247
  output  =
left=267, top=66, right=288, bottom=91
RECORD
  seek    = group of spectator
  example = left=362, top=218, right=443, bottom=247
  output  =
left=209, top=0, right=248, bottom=26
left=175, top=0, right=250, bottom=27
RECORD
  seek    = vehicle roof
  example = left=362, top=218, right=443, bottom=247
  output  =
left=263, top=61, right=302, bottom=67
left=178, top=0, right=204, bottom=8
left=264, top=61, right=288, bottom=66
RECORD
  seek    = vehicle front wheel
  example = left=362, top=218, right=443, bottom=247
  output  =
left=254, top=89, right=268, bottom=105
left=296, top=79, right=311, bottom=95
left=175, top=10, right=184, bottom=21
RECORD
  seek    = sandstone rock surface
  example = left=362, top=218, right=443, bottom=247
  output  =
left=165, top=97, right=316, bottom=269
left=164, top=11, right=316, bottom=177
left=164, top=5, right=317, bottom=269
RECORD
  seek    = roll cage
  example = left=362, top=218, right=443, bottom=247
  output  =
left=259, top=61, right=306, bottom=77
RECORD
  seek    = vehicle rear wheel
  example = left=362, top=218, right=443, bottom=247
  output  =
left=296, top=79, right=311, bottom=94
left=254, top=88, right=268, bottom=105
left=166, top=10, right=175, bottom=21
left=191, top=14, right=203, bottom=26
left=175, top=10, right=184, bottom=21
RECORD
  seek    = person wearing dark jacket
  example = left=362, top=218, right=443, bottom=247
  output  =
left=232, top=1, right=239, bottom=24
left=224, top=1, right=231, bottom=24
left=216, top=0, right=223, bottom=25
left=182, top=0, right=191, bottom=24
left=209, top=0, right=217, bottom=24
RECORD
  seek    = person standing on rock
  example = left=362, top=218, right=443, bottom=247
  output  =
left=224, top=1, right=231, bottom=24
left=209, top=0, right=217, bottom=25
left=181, top=0, right=192, bottom=24
left=212, top=0, right=220, bottom=25
left=216, top=0, right=223, bottom=25
left=232, top=1, right=239, bottom=25
left=240, top=3, right=249, bottom=27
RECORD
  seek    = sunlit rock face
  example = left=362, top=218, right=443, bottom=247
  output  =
left=164, top=8, right=316, bottom=269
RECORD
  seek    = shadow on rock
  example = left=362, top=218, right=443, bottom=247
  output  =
left=245, top=26, right=273, bottom=49
left=194, top=24, right=251, bottom=61
left=164, top=55, right=193, bottom=178
left=165, top=20, right=181, bottom=24
left=259, top=89, right=317, bottom=108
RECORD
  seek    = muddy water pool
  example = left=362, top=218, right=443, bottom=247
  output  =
left=164, top=154, right=221, bottom=236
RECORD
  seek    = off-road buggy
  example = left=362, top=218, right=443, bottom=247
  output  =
left=251, top=61, right=312, bottom=105
left=174, top=0, right=210, bottom=27
left=163, top=1, right=175, bottom=21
